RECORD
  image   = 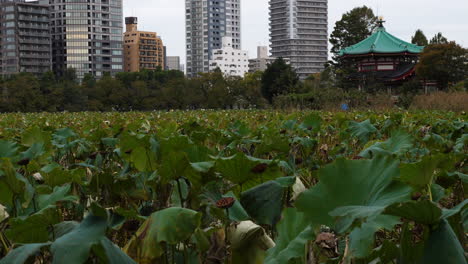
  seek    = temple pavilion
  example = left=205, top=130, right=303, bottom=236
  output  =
left=339, top=20, right=425, bottom=90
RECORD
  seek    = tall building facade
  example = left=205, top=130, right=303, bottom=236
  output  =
left=166, top=56, right=182, bottom=71
left=48, top=0, right=124, bottom=79
left=269, top=0, right=328, bottom=79
left=124, top=17, right=164, bottom=72
left=0, top=0, right=51, bottom=76
left=185, top=0, right=241, bottom=77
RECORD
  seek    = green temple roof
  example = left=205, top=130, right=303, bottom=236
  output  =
left=339, top=24, right=424, bottom=56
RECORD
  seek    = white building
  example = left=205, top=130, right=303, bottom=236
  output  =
left=209, top=37, right=249, bottom=77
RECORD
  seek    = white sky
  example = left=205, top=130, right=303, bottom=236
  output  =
left=123, top=0, right=468, bottom=63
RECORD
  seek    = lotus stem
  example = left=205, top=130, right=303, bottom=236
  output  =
left=0, top=232, right=9, bottom=252
left=177, top=178, right=184, bottom=208
left=427, top=183, right=433, bottom=201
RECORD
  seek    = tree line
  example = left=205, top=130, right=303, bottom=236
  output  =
left=0, top=61, right=305, bottom=112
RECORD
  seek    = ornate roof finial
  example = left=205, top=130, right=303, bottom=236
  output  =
left=377, top=16, right=386, bottom=28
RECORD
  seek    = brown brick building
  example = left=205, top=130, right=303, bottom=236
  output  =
left=124, top=17, right=164, bottom=72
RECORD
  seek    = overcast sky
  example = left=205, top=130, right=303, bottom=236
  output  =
left=123, top=0, right=468, bottom=63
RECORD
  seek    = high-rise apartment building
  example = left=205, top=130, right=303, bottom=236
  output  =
left=124, top=17, right=164, bottom=72
left=185, top=0, right=241, bottom=77
left=269, top=0, right=328, bottom=79
left=0, top=0, right=51, bottom=76
left=48, top=0, right=124, bottom=79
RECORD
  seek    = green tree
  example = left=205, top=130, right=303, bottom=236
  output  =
left=160, top=78, right=187, bottom=109
left=129, top=80, right=151, bottom=110
left=429, top=32, right=448, bottom=45
left=62, top=81, right=86, bottom=112
left=329, top=6, right=378, bottom=90
left=411, top=29, right=428, bottom=46
left=89, top=74, right=130, bottom=111
left=39, top=71, right=64, bottom=111
left=329, top=6, right=378, bottom=60
left=4, top=73, right=44, bottom=112
left=241, top=71, right=267, bottom=108
left=261, top=58, right=299, bottom=103
left=416, top=42, right=468, bottom=89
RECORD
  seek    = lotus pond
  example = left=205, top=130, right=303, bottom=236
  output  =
left=0, top=110, right=466, bottom=264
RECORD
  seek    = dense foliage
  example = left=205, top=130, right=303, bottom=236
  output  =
left=416, top=42, right=468, bottom=89
left=261, top=58, right=299, bottom=103
left=411, top=29, right=429, bottom=46
left=0, top=110, right=466, bottom=264
left=0, top=69, right=267, bottom=112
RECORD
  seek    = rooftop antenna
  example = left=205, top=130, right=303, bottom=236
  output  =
left=376, top=0, right=380, bottom=18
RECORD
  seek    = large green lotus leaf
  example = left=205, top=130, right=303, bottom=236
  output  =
left=37, top=184, right=78, bottom=211
left=442, top=199, right=468, bottom=219
left=1, top=162, right=36, bottom=210
left=363, top=240, right=400, bottom=264
left=95, top=238, right=137, bottom=264
left=400, top=154, right=452, bottom=189
left=0, top=182, right=14, bottom=207
left=215, top=153, right=282, bottom=191
left=118, top=133, right=145, bottom=155
left=158, top=151, right=191, bottom=183
left=454, top=134, right=467, bottom=153
left=150, top=207, right=201, bottom=244
left=41, top=164, right=84, bottom=187
left=296, top=157, right=411, bottom=228
left=462, top=207, right=468, bottom=232
left=19, top=143, right=45, bottom=162
left=6, top=207, right=60, bottom=243
left=265, top=208, right=315, bottom=264
left=359, top=131, right=413, bottom=158
left=421, top=219, right=467, bottom=264
left=130, top=146, right=157, bottom=172
left=384, top=200, right=442, bottom=225
left=224, top=191, right=250, bottom=222
left=348, top=215, right=400, bottom=259
left=298, top=113, right=322, bottom=132
left=159, top=135, right=192, bottom=155
left=349, top=119, right=378, bottom=144
left=124, top=217, right=164, bottom=262
left=0, top=159, right=27, bottom=195
left=399, top=223, right=425, bottom=264
left=0, top=140, right=18, bottom=158
left=240, top=178, right=288, bottom=226
left=51, top=214, right=108, bottom=264
left=124, top=207, right=201, bottom=262
left=0, top=242, right=51, bottom=264
left=52, top=128, right=77, bottom=142
left=190, top=161, right=215, bottom=173
left=21, top=127, right=52, bottom=147
left=52, top=221, right=79, bottom=239
left=254, top=128, right=290, bottom=155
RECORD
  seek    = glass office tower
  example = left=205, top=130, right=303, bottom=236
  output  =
left=49, top=0, right=124, bottom=79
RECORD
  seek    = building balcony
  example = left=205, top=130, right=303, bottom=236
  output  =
left=19, top=38, right=50, bottom=45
